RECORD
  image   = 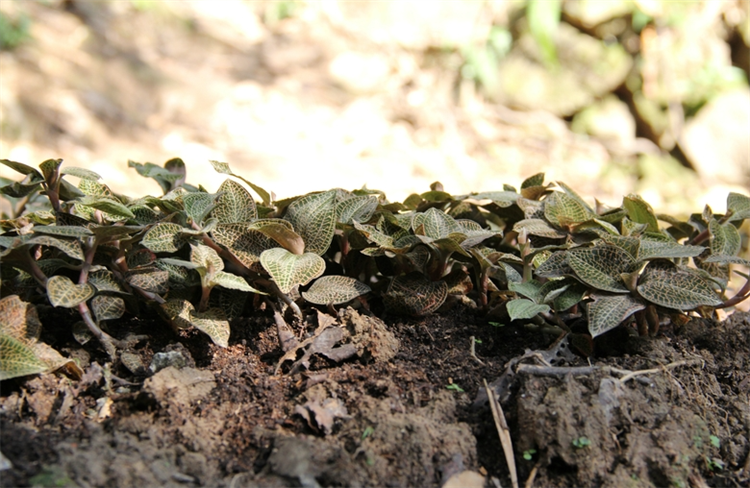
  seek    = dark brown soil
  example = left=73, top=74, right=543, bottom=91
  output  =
left=2, top=305, right=749, bottom=488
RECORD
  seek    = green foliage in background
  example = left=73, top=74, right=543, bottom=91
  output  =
left=0, top=9, right=31, bottom=51
left=1, top=158, right=748, bottom=381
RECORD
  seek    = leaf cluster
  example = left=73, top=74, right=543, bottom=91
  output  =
left=1, top=159, right=748, bottom=380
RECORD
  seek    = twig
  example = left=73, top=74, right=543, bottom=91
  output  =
left=469, top=336, right=485, bottom=365
left=516, top=359, right=704, bottom=386
left=484, top=378, right=519, bottom=488
left=524, top=458, right=542, bottom=488
left=616, top=359, right=703, bottom=385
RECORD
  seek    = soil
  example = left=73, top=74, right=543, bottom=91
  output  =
left=2, top=304, right=749, bottom=488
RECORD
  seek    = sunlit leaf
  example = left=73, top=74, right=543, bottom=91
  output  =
left=183, top=192, right=217, bottom=225
left=208, top=160, right=271, bottom=206
left=623, top=194, right=659, bottom=233
left=709, top=219, right=741, bottom=257
left=46, top=275, right=95, bottom=308
left=212, top=179, right=257, bottom=224
left=260, top=247, right=326, bottom=294
left=142, top=222, right=188, bottom=253
left=0, top=334, right=47, bottom=380
left=211, top=222, right=278, bottom=266
left=285, top=190, right=337, bottom=255
left=507, top=298, right=550, bottom=321
left=302, top=275, right=371, bottom=305
left=544, top=191, right=594, bottom=228
left=412, top=207, right=461, bottom=239
left=210, top=271, right=266, bottom=294
left=336, top=194, right=378, bottom=225
left=250, top=219, right=305, bottom=255
left=726, top=192, right=750, bottom=222
left=636, top=239, right=705, bottom=261
left=39, top=159, right=63, bottom=182
left=587, top=294, right=645, bottom=338
left=190, top=308, right=230, bottom=347
left=0, top=295, right=41, bottom=342
left=61, top=167, right=101, bottom=180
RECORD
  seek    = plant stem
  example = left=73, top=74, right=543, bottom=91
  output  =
left=78, top=301, right=120, bottom=360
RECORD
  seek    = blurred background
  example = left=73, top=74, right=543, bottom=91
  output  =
left=0, top=0, right=748, bottom=212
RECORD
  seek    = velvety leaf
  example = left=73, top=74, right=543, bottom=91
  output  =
left=61, top=167, right=101, bottom=180
left=544, top=191, right=594, bottom=228
left=72, top=321, right=93, bottom=345
left=131, top=205, right=161, bottom=225
left=383, top=273, right=448, bottom=316
left=551, top=281, right=588, bottom=311
left=190, top=243, right=224, bottom=273
left=509, top=280, right=543, bottom=302
left=183, top=192, right=217, bottom=225
left=0, top=159, right=43, bottom=179
left=156, top=259, right=199, bottom=288
left=352, top=221, right=394, bottom=248
left=0, top=295, right=41, bottom=342
left=467, top=191, right=519, bottom=207
left=212, top=178, right=257, bottom=224
left=88, top=270, right=125, bottom=293
left=126, top=268, right=170, bottom=294
left=211, top=223, right=278, bottom=266
left=521, top=172, right=545, bottom=189
left=0, top=334, right=48, bottom=381
left=91, top=295, right=125, bottom=322
left=506, top=298, right=550, bottom=321
left=637, top=265, right=723, bottom=311
left=0, top=181, right=43, bottom=198
left=587, top=294, right=645, bottom=338
left=285, top=190, right=337, bottom=255
left=571, top=219, right=620, bottom=236
left=75, top=196, right=135, bottom=219
left=514, top=218, right=566, bottom=238
left=636, top=239, right=705, bottom=261
left=412, top=207, right=461, bottom=239
left=567, top=244, right=636, bottom=293
left=210, top=271, right=265, bottom=294
left=190, top=308, right=230, bottom=347
left=32, top=225, right=93, bottom=238
left=126, top=248, right=156, bottom=269
left=535, top=251, right=573, bottom=278
left=218, top=289, right=248, bottom=320
left=302, top=275, right=371, bottom=305
left=703, top=254, right=750, bottom=266
left=250, top=219, right=305, bottom=255
left=726, top=192, right=750, bottom=222
left=28, top=235, right=85, bottom=261
left=160, top=299, right=195, bottom=330
left=623, top=194, right=659, bottom=233
left=39, top=159, right=63, bottom=182
left=128, top=160, right=184, bottom=194
left=336, top=194, right=378, bottom=225
left=260, top=248, right=326, bottom=294
left=46, top=275, right=95, bottom=308
left=709, top=219, right=741, bottom=257
left=602, top=235, right=640, bottom=258
left=142, top=223, right=188, bottom=253
left=208, top=160, right=271, bottom=206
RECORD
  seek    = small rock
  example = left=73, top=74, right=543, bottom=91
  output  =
left=328, top=51, right=391, bottom=95
left=679, top=88, right=750, bottom=188
left=149, top=344, right=194, bottom=374
left=143, top=367, right=216, bottom=407
left=0, top=451, right=12, bottom=471
left=442, top=470, right=485, bottom=488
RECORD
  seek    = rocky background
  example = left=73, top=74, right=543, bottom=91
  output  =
left=1, top=1, right=748, bottom=219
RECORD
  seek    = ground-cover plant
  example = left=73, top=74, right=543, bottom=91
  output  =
left=1, top=158, right=748, bottom=380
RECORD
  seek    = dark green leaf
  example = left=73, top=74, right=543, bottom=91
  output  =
left=637, top=264, right=722, bottom=310
left=623, top=194, right=659, bottom=233
left=587, top=294, right=645, bottom=338
left=46, top=275, right=95, bottom=308
left=567, top=244, right=636, bottom=293
left=507, top=298, right=550, bottom=321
